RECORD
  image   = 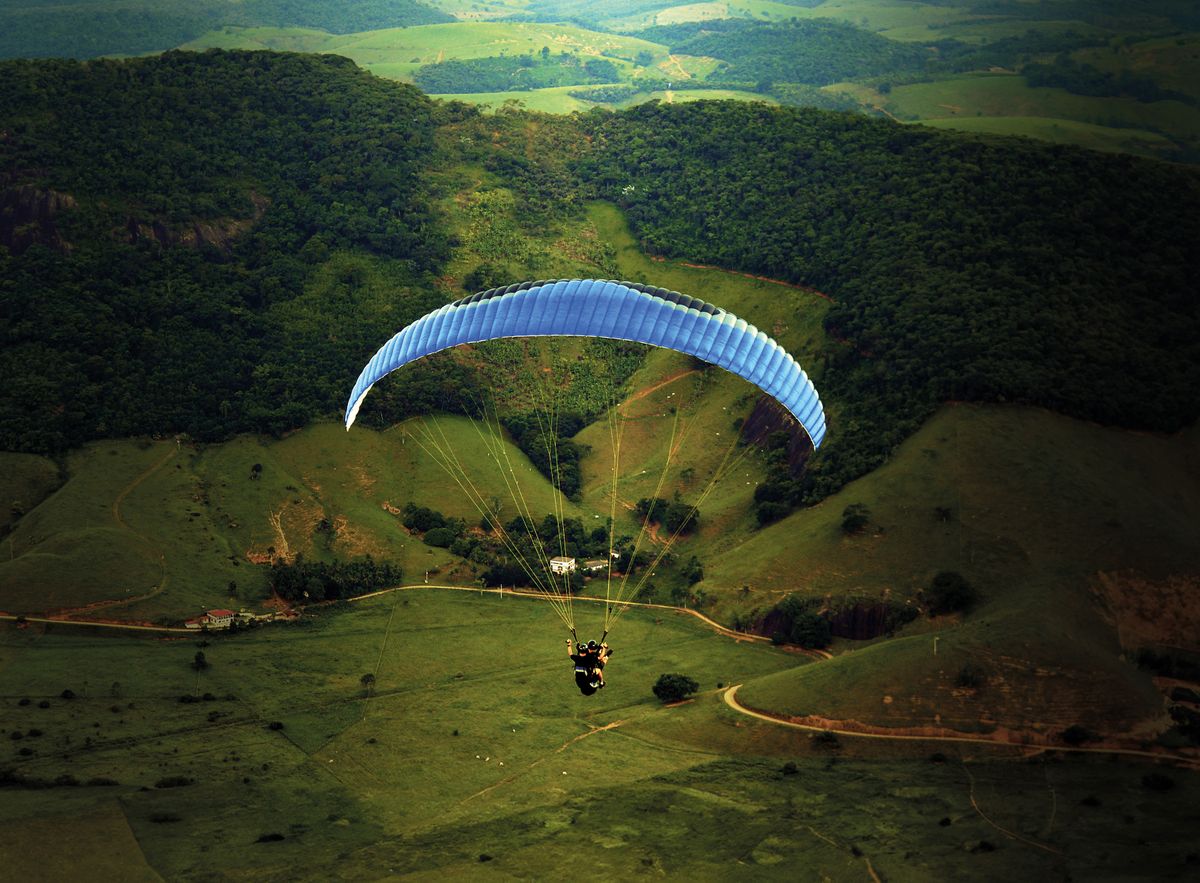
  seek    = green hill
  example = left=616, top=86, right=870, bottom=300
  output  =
left=0, top=419, right=587, bottom=621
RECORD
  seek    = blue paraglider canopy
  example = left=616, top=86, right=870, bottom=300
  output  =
left=345, top=279, right=826, bottom=448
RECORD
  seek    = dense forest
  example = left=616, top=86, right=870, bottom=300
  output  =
left=0, top=51, right=453, bottom=451
left=575, top=101, right=1200, bottom=496
left=2, top=50, right=1199, bottom=507
left=0, top=0, right=451, bottom=60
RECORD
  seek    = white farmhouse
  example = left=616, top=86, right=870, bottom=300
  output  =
left=549, top=556, right=576, bottom=575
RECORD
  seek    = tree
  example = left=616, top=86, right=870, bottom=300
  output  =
left=841, top=503, right=870, bottom=535
left=652, top=673, right=699, bottom=703
left=360, top=673, right=376, bottom=696
left=788, top=611, right=831, bottom=649
left=191, top=651, right=208, bottom=671
left=926, top=571, right=977, bottom=616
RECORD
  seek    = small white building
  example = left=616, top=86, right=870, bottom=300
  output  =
left=185, top=608, right=235, bottom=630
left=549, top=556, right=576, bottom=575
left=583, top=560, right=608, bottom=573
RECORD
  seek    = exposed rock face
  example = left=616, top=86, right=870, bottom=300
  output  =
left=123, top=192, right=268, bottom=254
left=739, top=395, right=813, bottom=476
left=0, top=184, right=76, bottom=254
left=757, top=601, right=908, bottom=642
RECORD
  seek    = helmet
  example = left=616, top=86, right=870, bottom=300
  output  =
left=577, top=642, right=587, bottom=653
left=587, top=640, right=598, bottom=650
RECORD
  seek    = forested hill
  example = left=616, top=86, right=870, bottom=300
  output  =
left=1, top=51, right=1198, bottom=505
left=0, top=0, right=452, bottom=61
left=576, top=101, right=1200, bottom=496
left=0, top=51, right=453, bottom=452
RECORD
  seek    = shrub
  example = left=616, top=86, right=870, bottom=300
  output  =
left=256, top=833, right=285, bottom=843
left=155, top=776, right=194, bottom=789
left=151, top=813, right=182, bottom=823
left=652, top=674, right=699, bottom=703
left=267, top=721, right=284, bottom=731
left=60, top=689, right=76, bottom=700
left=840, top=503, right=870, bottom=535
left=1061, top=724, right=1097, bottom=746
left=781, top=761, right=798, bottom=775
left=812, top=730, right=840, bottom=749
left=955, top=663, right=986, bottom=689
left=926, top=571, right=977, bottom=616
left=1142, top=772, right=1175, bottom=792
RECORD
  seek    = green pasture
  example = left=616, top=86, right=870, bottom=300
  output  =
left=182, top=22, right=667, bottom=82
left=705, top=404, right=1200, bottom=606
left=886, top=72, right=1200, bottom=157
left=917, top=115, right=1177, bottom=158
left=711, top=404, right=1199, bottom=735
left=2, top=592, right=1198, bottom=879
left=0, top=452, right=60, bottom=536
left=0, top=418, right=585, bottom=620
left=634, top=88, right=779, bottom=107
left=1076, top=35, right=1200, bottom=103
left=438, top=85, right=591, bottom=113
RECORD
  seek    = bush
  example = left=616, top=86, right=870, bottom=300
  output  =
left=423, top=527, right=457, bottom=548
left=652, top=673, right=699, bottom=703
left=1060, top=724, right=1097, bottom=746
left=1142, top=772, right=1175, bottom=792
left=926, top=571, right=977, bottom=616
left=154, top=776, right=193, bottom=789
left=267, top=721, right=284, bottom=731
left=955, top=663, right=986, bottom=689
left=812, top=730, right=840, bottom=749
left=840, top=504, right=870, bottom=535
left=256, top=833, right=285, bottom=843
left=789, top=611, right=832, bottom=649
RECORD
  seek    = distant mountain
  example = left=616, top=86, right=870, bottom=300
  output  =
left=0, top=0, right=452, bottom=60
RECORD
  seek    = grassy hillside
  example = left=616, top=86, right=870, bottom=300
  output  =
left=0, top=420, right=581, bottom=621
left=724, top=404, right=1200, bottom=735
left=2, top=592, right=1198, bottom=879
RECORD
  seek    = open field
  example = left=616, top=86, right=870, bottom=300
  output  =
left=917, top=115, right=1178, bottom=157
left=3, top=591, right=1198, bottom=879
left=886, top=73, right=1200, bottom=157
left=182, top=22, right=666, bottom=80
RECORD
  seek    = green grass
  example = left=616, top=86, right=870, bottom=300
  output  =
left=917, top=115, right=1178, bottom=158
left=0, top=419, right=583, bottom=620
left=0, top=452, right=60, bottom=536
left=630, top=88, right=779, bottom=108
left=3, top=591, right=1198, bottom=879
left=1076, top=35, right=1200, bottom=103
left=572, top=201, right=830, bottom=576
left=181, top=22, right=667, bottom=80
left=886, top=72, right=1200, bottom=158
left=715, top=404, right=1200, bottom=735
left=438, top=85, right=592, bottom=113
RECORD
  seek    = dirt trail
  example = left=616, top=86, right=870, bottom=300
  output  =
left=619, top=368, right=699, bottom=412
left=662, top=54, right=689, bottom=80
left=722, top=684, right=1200, bottom=768
left=63, top=442, right=179, bottom=617
left=462, top=716, right=632, bottom=803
